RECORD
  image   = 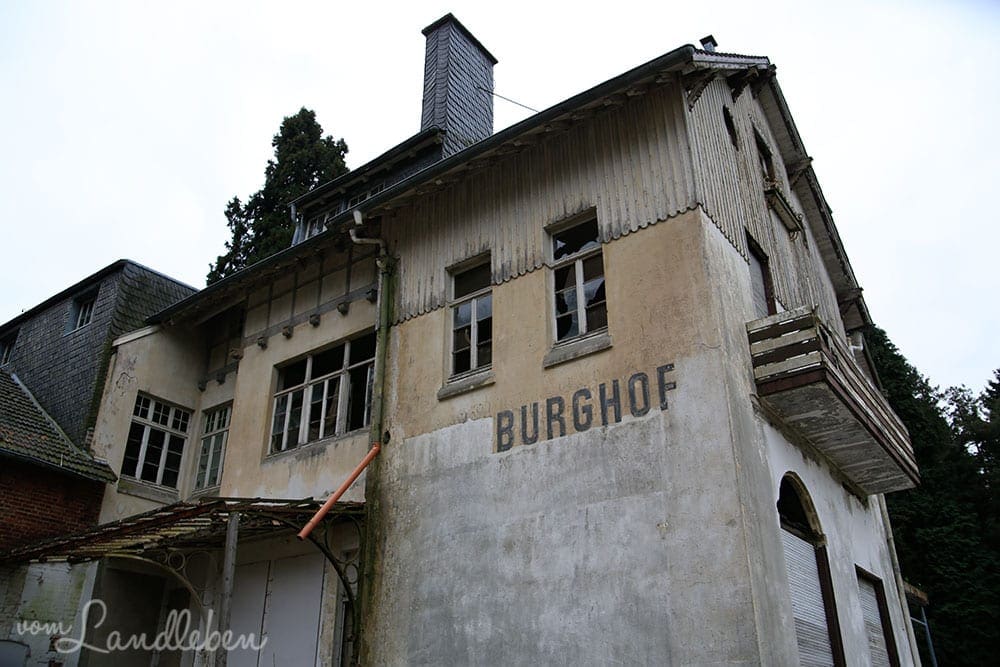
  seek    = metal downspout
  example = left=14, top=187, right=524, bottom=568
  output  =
left=298, top=209, right=391, bottom=539
left=879, top=494, right=923, bottom=665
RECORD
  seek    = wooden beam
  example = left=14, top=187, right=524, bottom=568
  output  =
left=214, top=511, right=240, bottom=667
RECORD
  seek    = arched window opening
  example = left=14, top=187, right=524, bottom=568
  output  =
left=777, top=474, right=846, bottom=667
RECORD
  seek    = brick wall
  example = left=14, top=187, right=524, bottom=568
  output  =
left=0, top=459, right=104, bottom=549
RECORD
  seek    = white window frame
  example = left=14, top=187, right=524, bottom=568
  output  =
left=448, top=257, right=492, bottom=378
left=270, top=334, right=375, bottom=453
left=195, top=403, right=231, bottom=490
left=73, top=296, right=95, bottom=330
left=122, top=394, right=191, bottom=488
left=549, top=217, right=607, bottom=344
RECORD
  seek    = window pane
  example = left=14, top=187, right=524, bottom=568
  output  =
left=172, top=409, right=190, bottom=433
left=286, top=389, right=304, bottom=448
left=582, top=277, right=606, bottom=307
left=152, top=402, right=170, bottom=426
left=454, top=262, right=491, bottom=298
left=478, top=317, right=492, bottom=344
left=161, top=435, right=184, bottom=488
left=196, top=437, right=211, bottom=488
left=582, top=254, right=604, bottom=282
left=554, top=286, right=577, bottom=317
left=279, top=360, right=307, bottom=390
left=453, top=301, right=472, bottom=329
left=552, top=219, right=600, bottom=260
left=477, top=341, right=492, bottom=367
left=347, top=364, right=372, bottom=430
left=133, top=395, right=150, bottom=418
left=122, top=423, right=144, bottom=478
left=349, top=333, right=376, bottom=364
left=208, top=434, right=225, bottom=486
left=453, top=349, right=471, bottom=374
left=556, top=312, right=579, bottom=341
left=453, top=326, right=472, bottom=353
left=308, top=382, right=325, bottom=442
left=323, top=377, right=340, bottom=437
left=553, top=264, right=576, bottom=291
left=271, top=394, right=288, bottom=451
left=312, top=344, right=345, bottom=378
left=476, top=294, right=492, bottom=321
left=141, top=429, right=165, bottom=482
left=586, top=301, right=608, bottom=332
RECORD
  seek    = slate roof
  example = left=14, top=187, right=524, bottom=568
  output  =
left=0, top=370, right=116, bottom=483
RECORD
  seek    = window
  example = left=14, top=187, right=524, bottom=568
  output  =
left=270, top=332, right=376, bottom=453
left=777, top=475, right=846, bottom=667
left=0, top=330, right=16, bottom=365
left=121, top=394, right=191, bottom=488
left=856, top=568, right=901, bottom=667
left=72, top=295, right=96, bottom=330
left=747, top=233, right=776, bottom=318
left=195, top=404, right=231, bottom=489
left=754, top=129, right=776, bottom=183
left=449, top=259, right=492, bottom=376
left=551, top=217, right=607, bottom=343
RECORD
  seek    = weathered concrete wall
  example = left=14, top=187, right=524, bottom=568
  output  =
left=367, top=211, right=771, bottom=664
left=697, top=210, right=917, bottom=664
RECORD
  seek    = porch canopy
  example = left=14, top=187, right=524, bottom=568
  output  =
left=0, top=497, right=364, bottom=565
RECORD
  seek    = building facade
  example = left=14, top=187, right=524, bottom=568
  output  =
left=3, top=16, right=920, bottom=667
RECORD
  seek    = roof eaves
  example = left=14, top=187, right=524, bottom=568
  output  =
left=157, top=44, right=786, bottom=325
left=292, top=127, right=445, bottom=210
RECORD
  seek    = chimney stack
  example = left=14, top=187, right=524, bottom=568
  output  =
left=420, top=14, right=498, bottom=158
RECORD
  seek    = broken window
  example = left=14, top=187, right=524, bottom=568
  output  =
left=754, top=129, right=776, bottom=184
left=449, top=257, right=492, bottom=376
left=551, top=217, right=607, bottom=343
left=270, top=332, right=376, bottom=453
left=71, top=293, right=97, bottom=330
left=195, top=403, right=231, bottom=490
left=122, top=394, right=191, bottom=488
left=0, top=330, right=16, bottom=365
left=747, top=233, right=776, bottom=318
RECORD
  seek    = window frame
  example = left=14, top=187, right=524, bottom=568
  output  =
left=269, top=333, right=375, bottom=454
left=856, top=566, right=901, bottom=667
left=548, top=215, right=608, bottom=345
left=194, top=403, right=231, bottom=490
left=70, top=293, right=97, bottom=331
left=746, top=233, right=777, bottom=318
left=121, top=394, right=191, bottom=489
left=0, top=330, right=16, bottom=365
left=447, top=255, right=493, bottom=379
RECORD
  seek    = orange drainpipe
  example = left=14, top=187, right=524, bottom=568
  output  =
left=298, top=442, right=381, bottom=540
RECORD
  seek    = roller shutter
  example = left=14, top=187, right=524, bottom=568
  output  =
left=782, top=530, right=835, bottom=666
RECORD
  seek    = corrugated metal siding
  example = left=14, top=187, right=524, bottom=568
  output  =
left=384, top=83, right=696, bottom=322
left=688, top=79, right=846, bottom=335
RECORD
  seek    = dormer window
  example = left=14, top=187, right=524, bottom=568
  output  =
left=71, top=293, right=97, bottom=331
left=0, top=330, right=17, bottom=365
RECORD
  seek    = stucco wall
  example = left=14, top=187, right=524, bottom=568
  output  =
left=366, top=211, right=771, bottom=664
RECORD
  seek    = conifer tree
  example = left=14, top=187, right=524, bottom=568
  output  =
left=207, top=108, right=348, bottom=284
left=866, top=326, right=1000, bottom=664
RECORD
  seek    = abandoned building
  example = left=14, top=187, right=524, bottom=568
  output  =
left=1, top=14, right=921, bottom=667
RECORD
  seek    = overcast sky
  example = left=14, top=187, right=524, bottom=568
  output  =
left=1, top=0, right=997, bottom=393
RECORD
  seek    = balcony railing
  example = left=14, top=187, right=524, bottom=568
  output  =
left=747, top=306, right=918, bottom=495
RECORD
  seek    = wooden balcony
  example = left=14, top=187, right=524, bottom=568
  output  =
left=747, top=307, right=918, bottom=495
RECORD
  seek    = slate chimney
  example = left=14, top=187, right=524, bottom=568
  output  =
left=420, top=14, right=498, bottom=158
